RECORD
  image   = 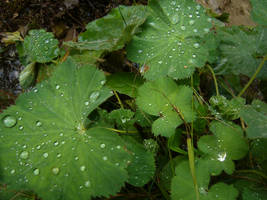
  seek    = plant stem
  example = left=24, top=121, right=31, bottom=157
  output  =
left=236, top=169, right=267, bottom=180
left=105, top=127, right=137, bottom=134
left=238, top=54, right=267, bottom=97
left=207, top=64, right=219, bottom=96
left=113, top=90, right=124, bottom=109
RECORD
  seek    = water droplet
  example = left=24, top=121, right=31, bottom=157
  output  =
left=85, top=101, right=89, bottom=106
left=19, top=126, right=24, bottom=130
left=193, top=29, right=198, bottom=33
left=54, top=141, right=59, bottom=146
left=192, top=54, right=196, bottom=58
left=217, top=152, right=227, bottom=162
left=75, top=156, right=79, bottom=160
left=138, top=50, right=143, bottom=53
left=2, top=115, right=17, bottom=128
left=80, top=165, right=86, bottom=171
left=103, top=156, right=108, bottom=161
left=33, top=168, right=40, bottom=175
left=204, top=28, right=209, bottom=33
left=181, top=26, right=186, bottom=30
left=84, top=180, right=91, bottom=188
left=36, top=121, right=42, bottom=127
left=10, top=169, right=15, bottom=174
left=100, top=144, right=106, bottom=148
left=52, top=167, right=59, bottom=175
left=59, top=133, right=64, bottom=137
left=178, top=42, right=182, bottom=46
left=57, top=153, right=62, bottom=158
left=189, top=20, right=195, bottom=25
left=20, top=151, right=29, bottom=159
left=100, top=80, right=106, bottom=85
left=121, top=118, right=127, bottom=123
left=89, top=91, right=100, bottom=103
left=18, top=117, right=22, bottom=121
left=116, top=145, right=121, bottom=149
left=158, top=61, right=163, bottom=64
left=193, top=43, right=200, bottom=48
left=36, top=145, right=41, bottom=150
left=56, top=85, right=60, bottom=90
left=33, top=88, right=38, bottom=93
left=43, top=153, right=49, bottom=158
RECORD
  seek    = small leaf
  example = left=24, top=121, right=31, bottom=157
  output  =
left=136, top=77, right=195, bottom=137
left=19, top=62, right=36, bottom=89
left=127, top=0, right=216, bottom=80
left=64, top=5, right=147, bottom=51
left=0, top=58, right=134, bottom=200
left=240, top=102, right=267, bottom=138
left=106, top=72, right=144, bottom=98
left=171, top=159, right=239, bottom=200
left=215, top=26, right=267, bottom=79
left=198, top=121, right=248, bottom=175
left=250, top=0, right=267, bottom=26
left=23, top=29, right=59, bottom=63
left=109, top=108, right=135, bottom=128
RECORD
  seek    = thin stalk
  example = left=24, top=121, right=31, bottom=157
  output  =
left=105, top=127, right=137, bottom=134
left=207, top=64, right=219, bottom=96
left=236, top=169, right=267, bottom=180
left=238, top=54, right=267, bottom=97
left=113, top=90, right=124, bottom=109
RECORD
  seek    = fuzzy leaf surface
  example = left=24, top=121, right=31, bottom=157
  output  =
left=250, top=0, right=267, bottom=26
left=0, top=58, right=134, bottom=200
left=198, top=121, right=249, bottom=175
left=215, top=26, right=267, bottom=79
left=171, top=160, right=239, bottom=200
left=136, top=77, right=195, bottom=137
left=127, top=0, right=215, bottom=80
left=64, top=5, right=147, bottom=51
left=240, top=103, right=267, bottom=138
left=23, top=29, right=59, bottom=63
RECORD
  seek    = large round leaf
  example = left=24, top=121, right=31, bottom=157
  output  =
left=0, top=58, right=132, bottom=200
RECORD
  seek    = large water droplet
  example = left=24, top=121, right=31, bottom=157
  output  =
left=84, top=180, right=91, bottom=188
left=2, top=115, right=17, bottom=128
left=100, top=144, right=106, bottom=148
left=52, top=167, right=59, bottom=175
left=20, top=151, right=29, bottom=159
left=33, top=168, right=40, bottom=175
left=89, top=91, right=100, bottom=103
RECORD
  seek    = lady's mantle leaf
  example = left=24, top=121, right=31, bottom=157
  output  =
left=215, top=26, right=267, bottom=79
left=171, top=160, right=239, bottom=200
left=64, top=5, right=147, bottom=51
left=127, top=0, right=215, bottom=80
left=0, top=58, right=133, bottom=200
left=198, top=121, right=248, bottom=175
left=109, top=108, right=135, bottom=128
left=250, top=0, right=267, bottom=26
left=136, top=77, right=195, bottom=137
left=23, top=29, right=59, bottom=63
left=240, top=100, right=267, bottom=138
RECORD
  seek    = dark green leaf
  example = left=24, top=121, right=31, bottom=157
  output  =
left=250, top=0, right=267, bottom=26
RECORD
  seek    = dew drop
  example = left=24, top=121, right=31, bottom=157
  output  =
left=193, top=43, right=200, bottom=48
left=33, top=88, right=38, bottom=93
left=100, top=144, right=106, bottom=148
left=80, top=165, right=86, bottom=171
left=57, top=153, right=62, bottom=158
left=56, top=85, right=60, bottom=90
left=103, top=156, right=108, bottom=161
left=193, top=29, right=198, bottom=33
left=10, top=169, right=15, bottom=174
left=54, top=141, right=59, bottom=146
left=85, top=101, right=89, bottom=106
left=2, top=115, right=17, bottom=128
left=116, top=145, right=121, bottom=149
left=33, top=168, right=40, bottom=175
left=158, top=61, right=163, bottom=64
left=138, top=50, right=143, bottom=53
left=89, top=91, right=100, bottom=103
left=85, top=180, right=91, bottom=188
left=19, top=125, right=24, bottom=130
left=181, top=26, right=186, bottom=30
left=189, top=20, right=195, bottom=25
left=43, top=153, right=49, bottom=158
left=100, top=80, right=106, bottom=85
left=52, top=167, right=59, bottom=175
left=217, top=152, right=227, bottom=162
left=20, top=151, right=29, bottom=159
left=36, top=121, right=42, bottom=127
left=36, top=145, right=41, bottom=150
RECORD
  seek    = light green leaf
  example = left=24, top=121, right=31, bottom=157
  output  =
left=215, top=26, right=267, bottom=79
left=198, top=121, right=249, bottom=175
left=136, top=77, right=195, bottom=137
left=122, top=136, right=155, bottom=187
left=23, top=29, right=59, bottom=63
left=106, top=72, right=144, bottom=98
left=19, top=62, right=36, bottom=89
left=0, top=58, right=135, bottom=200
left=109, top=108, right=135, bottom=128
left=171, top=160, right=238, bottom=200
left=127, top=0, right=216, bottom=80
left=240, top=102, right=267, bottom=138
left=64, top=5, right=147, bottom=51
left=250, top=0, right=267, bottom=26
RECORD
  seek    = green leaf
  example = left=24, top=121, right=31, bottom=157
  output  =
left=171, top=160, right=239, bottom=200
left=143, top=138, right=159, bottom=155
left=23, top=29, right=60, bottom=63
left=250, top=0, right=267, bottom=26
left=240, top=102, right=267, bottom=138
left=109, top=108, right=135, bottom=128
left=19, top=62, right=36, bottom=89
left=215, top=26, right=267, bottom=79
left=136, top=77, right=195, bottom=137
left=251, top=138, right=267, bottom=164
left=127, top=0, right=216, bottom=80
left=64, top=5, right=147, bottom=51
left=209, top=95, right=245, bottom=120
left=70, top=50, right=104, bottom=66
left=0, top=58, right=135, bottom=200
left=198, top=121, right=248, bottom=175
left=168, top=129, right=187, bottom=154
left=106, top=72, right=144, bottom=98
left=122, top=136, right=155, bottom=187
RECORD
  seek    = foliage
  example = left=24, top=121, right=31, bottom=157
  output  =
left=1, top=0, right=267, bottom=199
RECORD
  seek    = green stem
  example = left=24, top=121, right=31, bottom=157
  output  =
left=238, top=54, right=267, bottom=97
left=105, top=127, right=137, bottom=134
left=207, top=64, right=219, bottom=96
left=236, top=169, right=267, bottom=180
left=113, top=90, right=124, bottom=109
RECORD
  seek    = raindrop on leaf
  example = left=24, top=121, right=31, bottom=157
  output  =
left=20, top=151, right=29, bottom=159
left=2, top=115, right=17, bottom=128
